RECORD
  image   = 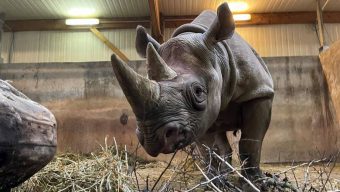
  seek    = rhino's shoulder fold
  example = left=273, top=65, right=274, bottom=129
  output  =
left=172, top=24, right=206, bottom=38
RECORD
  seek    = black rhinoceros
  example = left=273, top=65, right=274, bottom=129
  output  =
left=111, top=2, right=274, bottom=182
left=0, top=80, right=57, bottom=191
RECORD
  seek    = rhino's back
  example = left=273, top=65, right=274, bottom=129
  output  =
left=226, top=33, right=274, bottom=102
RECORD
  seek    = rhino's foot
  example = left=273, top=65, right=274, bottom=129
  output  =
left=256, top=172, right=299, bottom=192
left=240, top=172, right=299, bottom=192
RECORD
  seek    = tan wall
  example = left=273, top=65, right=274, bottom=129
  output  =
left=319, top=41, right=340, bottom=150
left=262, top=57, right=338, bottom=162
left=1, top=57, right=338, bottom=162
left=44, top=98, right=175, bottom=161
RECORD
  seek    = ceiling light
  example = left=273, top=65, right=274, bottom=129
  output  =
left=68, top=8, right=96, bottom=17
left=228, top=2, right=249, bottom=12
left=233, top=14, right=251, bottom=21
left=65, top=19, right=99, bottom=26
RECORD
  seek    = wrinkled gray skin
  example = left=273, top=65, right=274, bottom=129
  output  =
left=0, top=80, right=57, bottom=191
left=111, top=3, right=274, bottom=181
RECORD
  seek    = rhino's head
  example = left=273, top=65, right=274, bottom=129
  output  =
left=111, top=3, right=235, bottom=156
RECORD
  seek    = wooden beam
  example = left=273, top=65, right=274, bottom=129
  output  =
left=4, top=17, right=150, bottom=32
left=148, top=0, right=163, bottom=43
left=90, top=27, right=129, bottom=62
left=164, top=12, right=340, bottom=28
left=323, top=12, right=340, bottom=23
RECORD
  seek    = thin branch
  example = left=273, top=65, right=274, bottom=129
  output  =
left=151, top=150, right=178, bottom=191
left=132, top=142, right=140, bottom=191
left=275, top=158, right=327, bottom=176
left=320, top=151, right=339, bottom=192
left=185, top=173, right=224, bottom=192
left=194, top=162, right=223, bottom=192
left=202, top=145, right=260, bottom=192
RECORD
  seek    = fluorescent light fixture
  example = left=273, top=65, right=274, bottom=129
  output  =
left=65, top=18, right=99, bottom=26
left=233, top=14, right=251, bottom=21
left=68, top=8, right=96, bottom=17
left=228, top=2, right=249, bottom=12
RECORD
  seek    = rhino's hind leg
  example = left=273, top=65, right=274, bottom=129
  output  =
left=239, top=97, right=273, bottom=181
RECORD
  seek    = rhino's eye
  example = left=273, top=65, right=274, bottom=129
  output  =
left=189, top=82, right=207, bottom=111
left=195, top=87, right=203, bottom=96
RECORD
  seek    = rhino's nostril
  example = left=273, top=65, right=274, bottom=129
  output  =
left=165, top=128, right=176, bottom=138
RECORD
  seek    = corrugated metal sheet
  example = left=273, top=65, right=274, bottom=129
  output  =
left=2, top=24, right=340, bottom=63
left=1, top=29, right=142, bottom=63
left=0, top=0, right=149, bottom=20
left=236, top=24, right=320, bottom=57
left=164, top=24, right=340, bottom=57
left=1, top=32, right=12, bottom=63
left=324, top=24, right=340, bottom=44
left=160, top=0, right=333, bottom=16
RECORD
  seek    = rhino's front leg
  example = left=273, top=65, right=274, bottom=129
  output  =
left=239, top=97, right=273, bottom=181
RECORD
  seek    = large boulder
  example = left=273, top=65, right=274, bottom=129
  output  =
left=0, top=80, right=57, bottom=190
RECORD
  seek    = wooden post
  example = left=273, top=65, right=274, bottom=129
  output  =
left=90, top=27, right=129, bottom=62
left=148, top=0, right=163, bottom=43
left=316, top=0, right=328, bottom=52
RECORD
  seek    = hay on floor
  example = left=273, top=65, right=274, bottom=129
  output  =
left=13, top=138, right=136, bottom=192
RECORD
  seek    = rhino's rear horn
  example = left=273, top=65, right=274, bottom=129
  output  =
left=111, top=54, right=160, bottom=118
left=146, top=43, right=177, bottom=81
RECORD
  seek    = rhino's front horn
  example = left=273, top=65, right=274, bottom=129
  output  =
left=111, top=54, right=160, bottom=119
left=147, top=43, right=177, bottom=81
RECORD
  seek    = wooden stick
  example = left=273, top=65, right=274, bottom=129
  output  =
left=90, top=27, right=129, bottom=62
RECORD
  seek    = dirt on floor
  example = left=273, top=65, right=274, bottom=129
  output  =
left=40, top=98, right=340, bottom=191
left=13, top=140, right=340, bottom=192
left=135, top=159, right=340, bottom=191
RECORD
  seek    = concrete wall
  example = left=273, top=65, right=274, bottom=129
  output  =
left=263, top=57, right=338, bottom=162
left=0, top=56, right=338, bottom=162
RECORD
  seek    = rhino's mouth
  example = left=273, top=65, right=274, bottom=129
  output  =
left=162, top=127, right=193, bottom=152
left=136, top=123, right=194, bottom=157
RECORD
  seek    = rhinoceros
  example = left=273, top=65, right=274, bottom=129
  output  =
left=111, top=2, right=274, bottom=181
left=0, top=80, right=57, bottom=191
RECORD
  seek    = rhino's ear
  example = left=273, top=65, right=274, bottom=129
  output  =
left=204, top=3, right=235, bottom=44
left=136, top=25, right=161, bottom=58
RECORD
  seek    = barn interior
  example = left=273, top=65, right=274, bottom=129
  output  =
left=0, top=0, right=340, bottom=191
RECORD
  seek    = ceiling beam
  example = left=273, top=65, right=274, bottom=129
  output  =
left=164, top=12, right=340, bottom=28
left=3, top=12, right=340, bottom=32
left=4, top=17, right=150, bottom=32
left=148, top=0, right=163, bottom=43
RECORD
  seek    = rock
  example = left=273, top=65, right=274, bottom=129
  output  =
left=0, top=80, right=57, bottom=190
